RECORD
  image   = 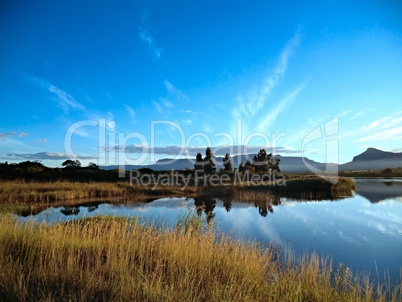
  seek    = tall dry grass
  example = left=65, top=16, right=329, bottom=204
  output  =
left=0, top=215, right=400, bottom=301
left=0, top=181, right=146, bottom=203
left=0, top=180, right=198, bottom=206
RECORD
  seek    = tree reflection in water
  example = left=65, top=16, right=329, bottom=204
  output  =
left=60, top=206, right=80, bottom=216
left=194, top=193, right=284, bottom=219
left=194, top=196, right=217, bottom=223
left=59, top=203, right=99, bottom=216
left=221, top=197, right=232, bottom=212
left=192, top=190, right=344, bottom=219
left=252, top=195, right=280, bottom=217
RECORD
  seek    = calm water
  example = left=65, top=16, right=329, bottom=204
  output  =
left=15, top=178, right=402, bottom=283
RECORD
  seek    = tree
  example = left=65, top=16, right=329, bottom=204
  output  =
left=87, top=162, right=99, bottom=169
left=194, top=153, right=204, bottom=172
left=223, top=153, right=232, bottom=172
left=203, top=147, right=216, bottom=175
left=270, top=155, right=281, bottom=173
left=244, top=158, right=253, bottom=172
left=252, top=149, right=269, bottom=173
left=238, top=162, right=245, bottom=173
left=61, top=159, right=81, bottom=168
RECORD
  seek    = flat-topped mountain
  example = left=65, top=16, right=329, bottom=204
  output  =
left=340, top=148, right=402, bottom=171
left=352, top=148, right=401, bottom=161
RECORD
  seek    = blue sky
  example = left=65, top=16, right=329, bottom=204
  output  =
left=1, top=0, right=401, bottom=167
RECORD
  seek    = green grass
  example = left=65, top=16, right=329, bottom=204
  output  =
left=0, top=215, right=400, bottom=301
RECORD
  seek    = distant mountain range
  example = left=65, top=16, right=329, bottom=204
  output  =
left=100, top=148, right=402, bottom=172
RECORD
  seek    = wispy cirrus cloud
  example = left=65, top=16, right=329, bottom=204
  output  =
left=358, top=126, right=402, bottom=143
left=164, top=80, right=188, bottom=101
left=180, top=119, right=192, bottom=126
left=124, top=104, right=136, bottom=124
left=48, top=84, right=85, bottom=113
left=257, top=84, right=304, bottom=131
left=151, top=80, right=187, bottom=115
left=233, top=28, right=301, bottom=121
left=29, top=76, right=86, bottom=113
left=161, top=98, right=173, bottom=108
left=350, top=110, right=364, bottom=120
left=152, top=101, right=163, bottom=114
left=0, top=132, right=28, bottom=140
left=230, top=29, right=303, bottom=141
left=139, top=28, right=162, bottom=59
left=35, top=138, right=48, bottom=143
left=354, top=111, right=402, bottom=143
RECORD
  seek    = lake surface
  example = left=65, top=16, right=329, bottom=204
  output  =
left=15, top=178, right=402, bottom=284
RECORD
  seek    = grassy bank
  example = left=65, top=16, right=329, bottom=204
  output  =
left=199, top=175, right=356, bottom=201
left=0, top=215, right=400, bottom=301
left=340, top=167, right=402, bottom=177
left=0, top=176, right=355, bottom=214
left=0, top=180, right=197, bottom=205
left=0, top=181, right=177, bottom=215
left=0, top=181, right=144, bottom=203
left=269, top=176, right=356, bottom=199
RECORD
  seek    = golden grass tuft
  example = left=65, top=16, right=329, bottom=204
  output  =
left=0, top=215, right=400, bottom=301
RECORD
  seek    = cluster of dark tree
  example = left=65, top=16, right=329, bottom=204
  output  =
left=0, top=160, right=115, bottom=182
left=193, top=147, right=281, bottom=175
left=61, top=159, right=99, bottom=169
left=194, top=147, right=217, bottom=175
left=240, top=149, right=281, bottom=173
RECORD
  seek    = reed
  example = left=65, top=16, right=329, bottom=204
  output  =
left=0, top=180, right=199, bottom=206
left=269, top=176, right=355, bottom=199
left=0, top=176, right=355, bottom=205
left=0, top=215, right=400, bottom=301
left=0, top=181, right=146, bottom=204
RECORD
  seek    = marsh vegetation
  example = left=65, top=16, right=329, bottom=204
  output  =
left=1, top=215, right=400, bottom=301
left=3, top=160, right=395, bottom=301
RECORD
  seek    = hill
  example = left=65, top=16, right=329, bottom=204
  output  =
left=339, top=148, right=402, bottom=171
left=100, top=148, right=402, bottom=173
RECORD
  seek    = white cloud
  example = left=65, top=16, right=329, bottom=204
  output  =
left=164, top=80, right=188, bottom=101
left=35, top=139, right=48, bottom=143
left=368, top=120, right=379, bottom=129
left=3, top=151, right=96, bottom=161
left=48, top=84, right=85, bottom=113
left=0, top=132, right=28, bottom=140
left=152, top=101, right=163, bottom=114
left=234, top=29, right=301, bottom=120
left=139, top=28, right=162, bottom=59
left=351, top=110, right=364, bottom=120
left=180, top=119, right=192, bottom=126
left=230, top=29, right=303, bottom=142
left=257, top=84, right=304, bottom=131
left=124, top=104, right=136, bottom=124
left=356, top=112, right=402, bottom=142
left=358, top=126, right=402, bottom=143
left=162, top=98, right=173, bottom=108
left=386, top=117, right=402, bottom=128
left=29, top=76, right=86, bottom=114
